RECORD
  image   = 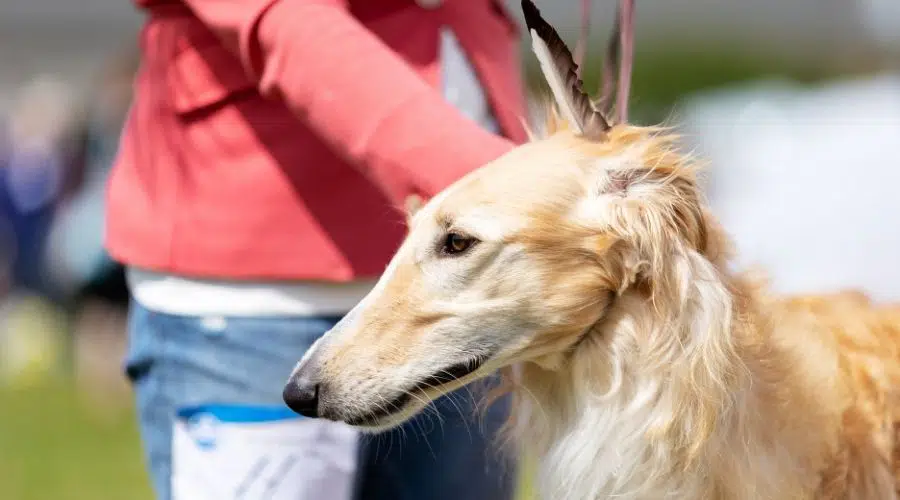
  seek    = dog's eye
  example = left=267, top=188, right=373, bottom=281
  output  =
left=441, top=232, right=477, bottom=255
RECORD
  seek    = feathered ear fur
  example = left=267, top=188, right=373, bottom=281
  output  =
left=521, top=0, right=611, bottom=140
left=604, top=243, right=739, bottom=461
left=646, top=246, right=738, bottom=458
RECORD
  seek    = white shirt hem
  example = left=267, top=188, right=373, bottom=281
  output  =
left=126, top=267, right=375, bottom=318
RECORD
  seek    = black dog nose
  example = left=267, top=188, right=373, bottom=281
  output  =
left=283, top=379, right=320, bottom=418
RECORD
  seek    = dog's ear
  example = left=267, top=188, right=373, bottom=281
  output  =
left=404, top=194, right=425, bottom=227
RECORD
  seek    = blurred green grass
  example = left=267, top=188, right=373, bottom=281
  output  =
left=0, top=379, right=153, bottom=500
left=524, top=46, right=859, bottom=124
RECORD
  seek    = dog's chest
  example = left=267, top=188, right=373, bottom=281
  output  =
left=533, top=404, right=708, bottom=500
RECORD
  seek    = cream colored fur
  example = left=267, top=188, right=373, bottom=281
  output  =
left=287, top=113, right=900, bottom=498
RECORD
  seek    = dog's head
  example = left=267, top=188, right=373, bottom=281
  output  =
left=283, top=0, right=719, bottom=431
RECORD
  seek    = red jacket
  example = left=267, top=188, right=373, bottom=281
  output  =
left=105, top=0, right=527, bottom=281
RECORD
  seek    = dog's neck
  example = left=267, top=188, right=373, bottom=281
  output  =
left=511, top=262, right=830, bottom=500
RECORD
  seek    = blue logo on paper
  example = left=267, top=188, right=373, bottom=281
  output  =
left=187, top=412, right=220, bottom=451
left=177, top=404, right=302, bottom=452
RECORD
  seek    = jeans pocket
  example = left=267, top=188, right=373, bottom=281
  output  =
left=124, top=300, right=156, bottom=383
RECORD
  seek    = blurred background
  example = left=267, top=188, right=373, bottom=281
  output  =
left=0, top=1, right=897, bottom=499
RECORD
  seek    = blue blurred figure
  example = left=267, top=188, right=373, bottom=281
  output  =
left=0, top=83, right=68, bottom=297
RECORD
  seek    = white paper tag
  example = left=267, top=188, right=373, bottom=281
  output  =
left=171, top=404, right=359, bottom=500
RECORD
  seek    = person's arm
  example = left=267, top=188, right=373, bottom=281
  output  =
left=180, top=0, right=516, bottom=202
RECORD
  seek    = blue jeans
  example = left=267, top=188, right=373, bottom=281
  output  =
left=124, top=301, right=515, bottom=500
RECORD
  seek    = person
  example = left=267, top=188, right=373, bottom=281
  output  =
left=0, top=77, right=76, bottom=300
left=105, top=1, right=528, bottom=499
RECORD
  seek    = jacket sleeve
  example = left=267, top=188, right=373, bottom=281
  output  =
left=179, top=0, right=516, bottom=202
